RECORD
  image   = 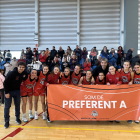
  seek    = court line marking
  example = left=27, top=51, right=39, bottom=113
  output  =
left=0, top=125, right=140, bottom=133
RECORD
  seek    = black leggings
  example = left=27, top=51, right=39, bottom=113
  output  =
left=0, top=89, right=4, bottom=104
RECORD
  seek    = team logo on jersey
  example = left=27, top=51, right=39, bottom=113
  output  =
left=40, top=78, right=45, bottom=85
left=116, top=77, right=119, bottom=80
left=62, top=81, right=68, bottom=85
left=26, top=84, right=33, bottom=89
left=72, top=78, right=78, bottom=85
left=91, top=110, right=98, bottom=117
left=134, top=78, right=140, bottom=84
left=122, top=76, right=128, bottom=83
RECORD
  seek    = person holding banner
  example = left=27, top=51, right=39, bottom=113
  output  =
left=59, top=67, right=70, bottom=85
left=118, top=60, right=134, bottom=85
left=33, top=65, right=49, bottom=120
left=20, top=69, right=37, bottom=122
left=106, top=65, right=122, bottom=86
left=95, top=72, right=106, bottom=85
left=70, top=64, right=85, bottom=85
left=78, top=70, right=94, bottom=85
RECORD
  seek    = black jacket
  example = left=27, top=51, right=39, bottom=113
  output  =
left=131, top=55, right=140, bottom=68
left=4, top=67, right=28, bottom=94
left=58, top=50, right=65, bottom=59
left=51, top=50, right=57, bottom=59
left=26, top=50, right=33, bottom=59
left=61, top=62, right=69, bottom=71
left=126, top=49, right=133, bottom=61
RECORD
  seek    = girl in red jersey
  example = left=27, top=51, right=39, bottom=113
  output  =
left=106, top=65, right=122, bottom=86
left=20, top=69, right=37, bottom=122
left=45, top=65, right=60, bottom=122
left=95, top=72, right=106, bottom=85
left=78, top=71, right=94, bottom=85
left=128, top=63, right=140, bottom=124
left=33, top=65, right=49, bottom=120
left=118, top=60, right=134, bottom=85
left=59, top=67, right=70, bottom=85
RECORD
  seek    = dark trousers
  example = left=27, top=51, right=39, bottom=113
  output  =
left=0, top=89, right=4, bottom=104
left=4, top=90, right=20, bottom=123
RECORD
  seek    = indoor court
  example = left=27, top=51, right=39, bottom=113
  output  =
left=0, top=97, right=140, bottom=140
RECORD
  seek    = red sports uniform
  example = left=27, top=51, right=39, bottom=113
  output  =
left=70, top=72, right=81, bottom=85
left=95, top=76, right=105, bottom=85
left=59, top=74, right=70, bottom=85
left=82, top=76, right=91, bottom=85
left=133, top=72, right=140, bottom=84
left=46, top=73, right=60, bottom=84
left=20, top=75, right=36, bottom=97
left=33, top=71, right=46, bottom=96
left=106, top=71, right=122, bottom=85
left=119, top=69, right=131, bottom=84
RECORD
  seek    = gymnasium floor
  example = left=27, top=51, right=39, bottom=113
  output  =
left=0, top=97, right=140, bottom=140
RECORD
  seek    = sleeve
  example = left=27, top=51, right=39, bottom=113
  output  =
left=108, top=53, right=113, bottom=60
left=0, top=75, right=5, bottom=83
left=106, top=75, right=109, bottom=84
left=88, top=62, right=91, bottom=68
left=114, top=53, right=118, bottom=59
left=39, top=54, right=42, bottom=60
left=69, top=59, right=72, bottom=66
left=4, top=71, right=13, bottom=94
left=22, top=70, right=29, bottom=81
left=83, top=62, right=86, bottom=68
left=117, top=75, right=122, bottom=85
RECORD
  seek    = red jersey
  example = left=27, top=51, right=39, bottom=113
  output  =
left=70, top=72, right=81, bottom=85
left=133, top=72, right=140, bottom=84
left=82, top=76, right=91, bottom=85
left=20, top=75, right=36, bottom=96
left=36, top=71, right=46, bottom=88
left=59, top=74, right=70, bottom=85
left=95, top=76, right=105, bottom=85
left=47, top=73, right=60, bottom=84
left=119, top=69, right=131, bottom=84
left=106, top=71, right=122, bottom=85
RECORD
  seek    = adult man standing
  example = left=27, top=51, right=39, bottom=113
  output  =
left=126, top=48, right=134, bottom=62
left=92, top=58, right=109, bottom=79
left=51, top=46, right=57, bottom=59
left=4, top=62, right=28, bottom=129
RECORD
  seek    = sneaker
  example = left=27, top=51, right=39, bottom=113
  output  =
left=29, top=113, right=34, bottom=119
left=134, top=120, right=139, bottom=124
left=15, top=118, right=22, bottom=125
left=127, top=120, right=133, bottom=124
left=47, top=116, right=52, bottom=123
left=22, top=116, right=28, bottom=122
left=1, top=104, right=4, bottom=107
left=4, top=122, right=9, bottom=129
left=116, top=120, right=120, bottom=123
left=43, top=113, right=47, bottom=120
left=34, top=113, right=38, bottom=120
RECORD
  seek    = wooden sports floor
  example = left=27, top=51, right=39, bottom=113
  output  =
left=0, top=97, right=140, bottom=140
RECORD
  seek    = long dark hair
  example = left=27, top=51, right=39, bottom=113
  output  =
left=86, top=70, right=93, bottom=83
left=42, top=65, right=49, bottom=82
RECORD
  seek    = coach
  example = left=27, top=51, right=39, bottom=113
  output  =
left=92, top=58, right=109, bottom=79
left=4, top=62, right=28, bottom=129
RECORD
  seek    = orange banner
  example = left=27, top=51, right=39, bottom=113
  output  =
left=47, top=85, right=140, bottom=121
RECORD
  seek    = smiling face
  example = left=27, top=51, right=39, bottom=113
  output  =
left=86, top=71, right=92, bottom=79
left=101, top=61, right=107, bottom=69
left=43, top=66, right=49, bottom=75
left=109, top=66, right=115, bottom=75
left=31, top=70, right=37, bottom=78
left=54, top=67, right=60, bottom=75
left=74, top=66, right=80, bottom=74
left=64, top=68, right=70, bottom=76
left=18, top=65, right=25, bottom=73
left=134, top=65, right=140, bottom=73
left=98, top=73, right=104, bottom=81
left=123, top=62, right=130, bottom=70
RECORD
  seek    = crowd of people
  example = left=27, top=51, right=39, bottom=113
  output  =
left=0, top=45, right=140, bottom=129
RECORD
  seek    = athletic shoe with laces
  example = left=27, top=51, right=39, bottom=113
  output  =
left=22, top=116, right=28, bottom=122
left=43, top=113, right=47, bottom=120
left=134, top=120, right=139, bottom=124
left=34, top=113, right=38, bottom=120
left=47, top=116, right=52, bottom=123
left=127, top=120, right=133, bottom=124
left=29, top=113, right=34, bottom=119
left=15, top=118, right=22, bottom=125
left=4, top=122, right=9, bottom=129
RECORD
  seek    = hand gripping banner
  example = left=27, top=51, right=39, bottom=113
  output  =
left=47, top=85, right=140, bottom=121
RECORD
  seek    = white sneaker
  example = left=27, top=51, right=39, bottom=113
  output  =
left=34, top=113, right=38, bottom=120
left=43, top=113, right=47, bottom=120
left=134, top=120, right=139, bottom=124
left=29, top=113, right=34, bottom=119
left=22, top=116, right=28, bottom=122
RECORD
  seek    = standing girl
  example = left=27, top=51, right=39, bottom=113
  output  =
left=20, top=69, right=37, bottom=122
left=0, top=69, right=5, bottom=106
left=59, top=67, right=70, bottom=85
left=78, top=70, right=94, bottom=85
left=33, top=65, right=49, bottom=120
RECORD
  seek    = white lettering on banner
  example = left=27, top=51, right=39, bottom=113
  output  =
left=84, top=95, right=103, bottom=100
left=120, top=100, right=127, bottom=108
left=62, top=100, right=123, bottom=109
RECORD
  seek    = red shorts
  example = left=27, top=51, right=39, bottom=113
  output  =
left=20, top=86, right=33, bottom=97
left=33, top=85, right=46, bottom=97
